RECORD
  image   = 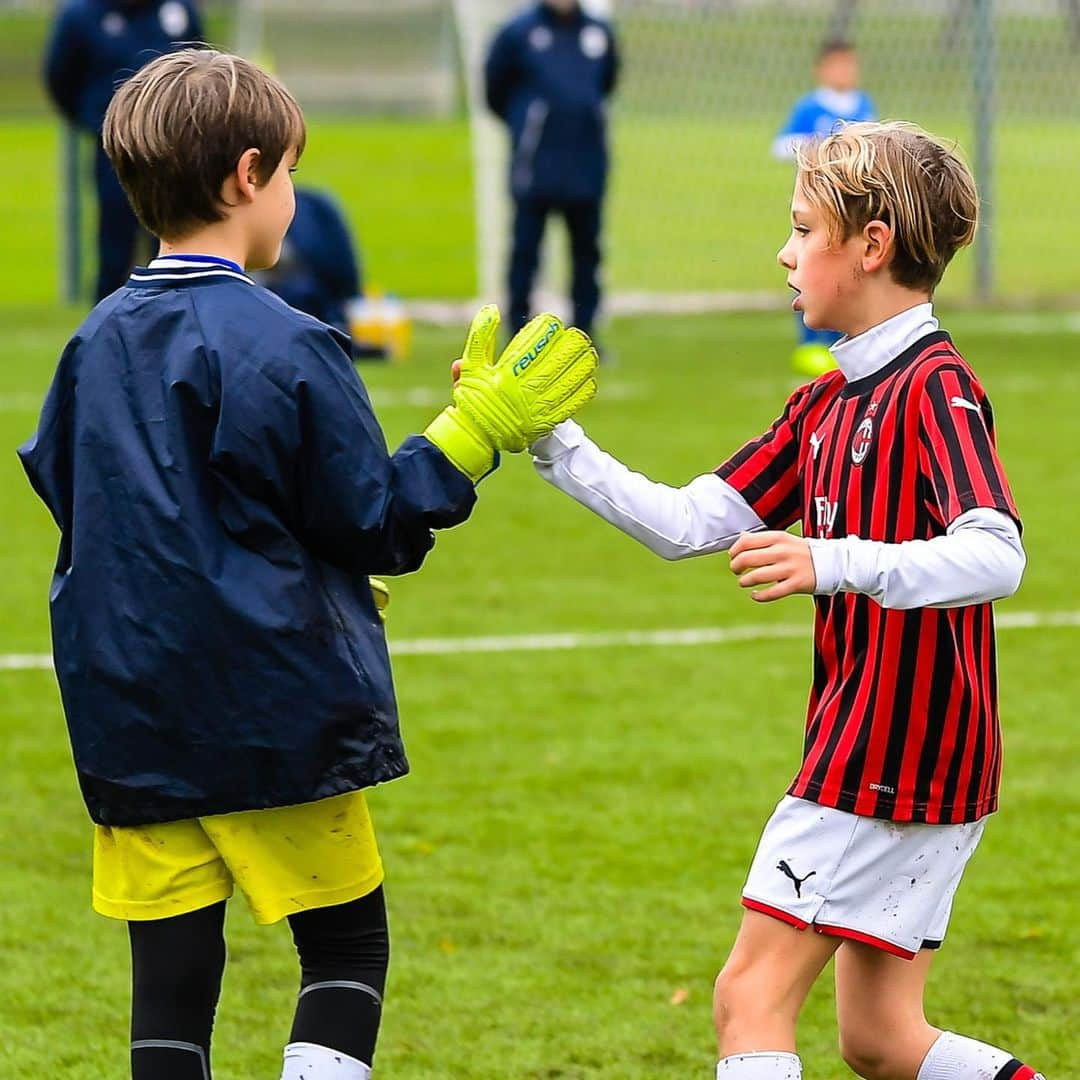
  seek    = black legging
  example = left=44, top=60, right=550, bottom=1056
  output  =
left=128, top=887, right=389, bottom=1079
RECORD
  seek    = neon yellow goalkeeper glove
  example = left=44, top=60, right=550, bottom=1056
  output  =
left=424, top=305, right=598, bottom=481
left=369, top=577, right=389, bottom=622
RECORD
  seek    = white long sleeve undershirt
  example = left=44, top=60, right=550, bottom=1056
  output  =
left=531, top=419, right=1025, bottom=610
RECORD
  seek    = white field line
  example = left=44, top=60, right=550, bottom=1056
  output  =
left=3, top=609, right=1078, bottom=672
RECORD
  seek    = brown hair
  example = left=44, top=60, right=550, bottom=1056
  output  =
left=102, top=48, right=306, bottom=239
left=795, top=120, right=979, bottom=293
left=816, top=38, right=856, bottom=62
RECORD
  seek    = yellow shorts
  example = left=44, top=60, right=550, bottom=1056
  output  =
left=92, top=790, right=383, bottom=925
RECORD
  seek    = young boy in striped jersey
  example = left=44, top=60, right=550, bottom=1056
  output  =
left=530, top=121, right=1044, bottom=1079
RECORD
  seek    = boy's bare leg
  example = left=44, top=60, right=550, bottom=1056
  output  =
left=835, top=942, right=1045, bottom=1080
left=834, top=941, right=938, bottom=1079
left=714, top=910, right=839, bottom=1057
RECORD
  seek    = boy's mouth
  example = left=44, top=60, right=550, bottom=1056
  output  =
left=788, top=282, right=802, bottom=311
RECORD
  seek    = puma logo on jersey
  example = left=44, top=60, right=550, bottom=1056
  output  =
left=950, top=396, right=981, bottom=413
left=809, top=431, right=824, bottom=460
left=814, top=496, right=838, bottom=537
left=776, top=860, right=817, bottom=898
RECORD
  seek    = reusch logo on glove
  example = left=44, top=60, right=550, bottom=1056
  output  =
left=512, top=320, right=560, bottom=376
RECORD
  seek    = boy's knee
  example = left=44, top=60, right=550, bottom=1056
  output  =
left=838, top=1030, right=898, bottom=1080
left=712, top=959, right=763, bottom=1036
left=289, top=886, right=389, bottom=989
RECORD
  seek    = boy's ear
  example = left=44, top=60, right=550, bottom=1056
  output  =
left=220, top=148, right=263, bottom=207
left=861, top=219, right=894, bottom=273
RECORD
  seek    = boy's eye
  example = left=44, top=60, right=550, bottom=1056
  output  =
left=794, top=226, right=810, bottom=236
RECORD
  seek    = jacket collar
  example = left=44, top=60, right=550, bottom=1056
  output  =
left=128, top=254, right=255, bottom=287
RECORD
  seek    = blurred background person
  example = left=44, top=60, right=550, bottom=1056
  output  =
left=44, top=0, right=204, bottom=301
left=257, top=187, right=408, bottom=363
left=259, top=187, right=362, bottom=344
left=485, top=0, right=619, bottom=344
left=772, top=39, right=876, bottom=379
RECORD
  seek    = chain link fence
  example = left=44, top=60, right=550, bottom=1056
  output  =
left=3, top=0, right=1077, bottom=306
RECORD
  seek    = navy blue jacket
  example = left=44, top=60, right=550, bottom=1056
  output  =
left=485, top=2, right=619, bottom=202
left=260, top=189, right=361, bottom=340
left=44, top=0, right=203, bottom=134
left=18, top=257, right=477, bottom=826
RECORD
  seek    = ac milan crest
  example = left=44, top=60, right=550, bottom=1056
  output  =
left=851, top=417, right=874, bottom=465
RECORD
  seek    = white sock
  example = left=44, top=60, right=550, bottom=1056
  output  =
left=917, top=1031, right=1044, bottom=1080
left=281, top=1041, right=372, bottom=1079
left=716, top=1051, right=802, bottom=1079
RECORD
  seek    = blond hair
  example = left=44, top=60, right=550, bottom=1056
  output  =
left=103, top=48, right=306, bottom=239
left=795, top=121, right=978, bottom=293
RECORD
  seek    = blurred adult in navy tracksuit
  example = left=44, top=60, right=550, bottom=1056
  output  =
left=44, top=0, right=204, bottom=300
left=485, top=0, right=618, bottom=338
left=260, top=188, right=361, bottom=342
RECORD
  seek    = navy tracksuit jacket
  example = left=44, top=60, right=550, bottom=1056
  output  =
left=19, top=257, right=477, bottom=826
left=485, top=2, right=619, bottom=335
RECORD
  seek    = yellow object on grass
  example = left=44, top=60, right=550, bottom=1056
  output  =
left=348, top=291, right=412, bottom=360
left=92, top=789, right=383, bottom=924
left=791, top=343, right=838, bottom=380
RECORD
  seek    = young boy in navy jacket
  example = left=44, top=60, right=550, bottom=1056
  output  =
left=19, top=48, right=596, bottom=1080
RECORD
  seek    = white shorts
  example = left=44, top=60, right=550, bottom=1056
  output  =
left=742, top=796, right=986, bottom=959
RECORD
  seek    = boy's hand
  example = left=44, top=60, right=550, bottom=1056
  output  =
left=424, top=305, right=598, bottom=480
left=456, top=305, right=598, bottom=450
left=729, top=531, right=817, bottom=602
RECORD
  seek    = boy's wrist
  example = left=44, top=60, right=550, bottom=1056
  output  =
left=423, top=406, right=496, bottom=483
left=806, top=537, right=844, bottom=595
left=529, top=419, right=585, bottom=461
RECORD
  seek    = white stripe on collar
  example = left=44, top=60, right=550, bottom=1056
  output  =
left=132, top=256, right=253, bottom=286
left=830, top=303, right=939, bottom=383
left=132, top=267, right=254, bottom=284
left=148, top=254, right=245, bottom=272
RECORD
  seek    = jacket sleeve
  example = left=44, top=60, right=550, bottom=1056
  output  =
left=603, top=23, right=619, bottom=96
left=807, top=507, right=1025, bottom=609
left=532, top=420, right=764, bottom=559
left=210, top=326, right=476, bottom=576
left=484, top=25, right=518, bottom=119
left=17, top=340, right=77, bottom=573
left=43, top=5, right=88, bottom=125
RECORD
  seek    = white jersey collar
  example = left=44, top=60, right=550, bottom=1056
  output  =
left=831, top=302, right=938, bottom=383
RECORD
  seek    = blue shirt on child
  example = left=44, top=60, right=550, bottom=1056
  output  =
left=772, top=86, right=877, bottom=160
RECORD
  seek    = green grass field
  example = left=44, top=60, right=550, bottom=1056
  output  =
left=5, top=2, right=1079, bottom=306
left=2, top=294, right=1079, bottom=1076
left=6, top=111, right=1080, bottom=309
left=3, top=11, right=1080, bottom=1069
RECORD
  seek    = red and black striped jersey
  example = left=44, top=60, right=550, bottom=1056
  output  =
left=716, top=332, right=1020, bottom=823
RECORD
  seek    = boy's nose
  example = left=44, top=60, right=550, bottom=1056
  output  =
left=777, top=243, right=795, bottom=270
